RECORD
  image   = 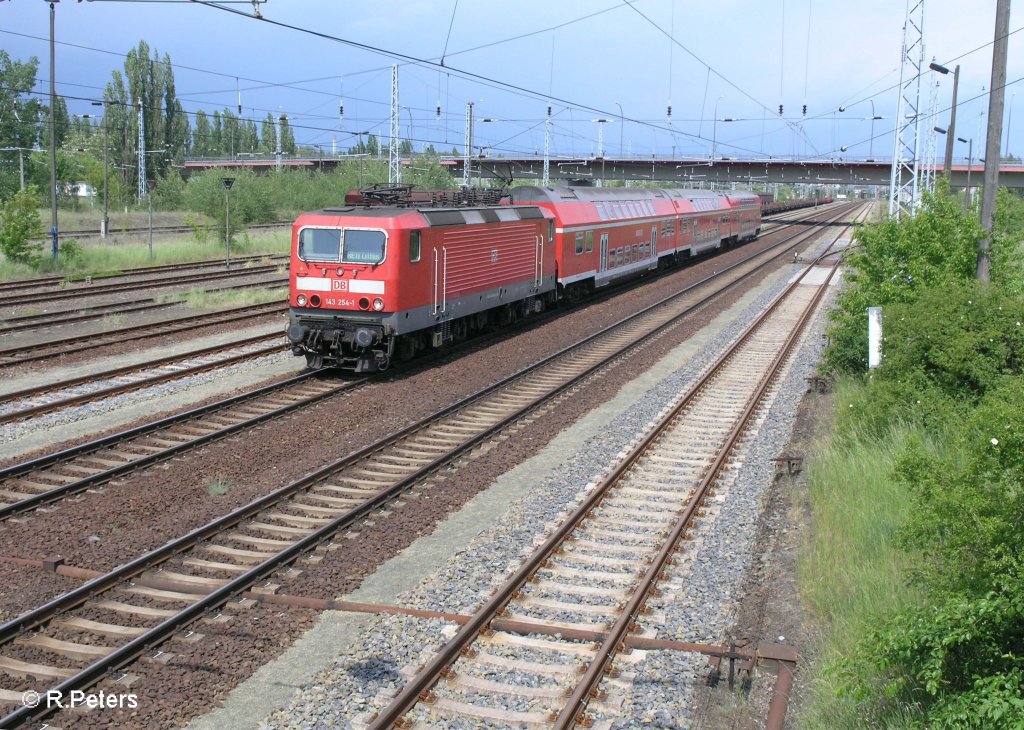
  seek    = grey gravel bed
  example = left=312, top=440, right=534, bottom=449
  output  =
left=264, top=252, right=840, bottom=729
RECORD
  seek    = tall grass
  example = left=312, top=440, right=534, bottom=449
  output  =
left=797, top=379, right=925, bottom=729
left=0, top=229, right=290, bottom=281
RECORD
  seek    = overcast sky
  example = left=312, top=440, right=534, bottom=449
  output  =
left=2, top=1, right=1019, bottom=162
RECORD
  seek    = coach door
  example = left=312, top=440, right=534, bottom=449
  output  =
left=650, top=226, right=658, bottom=268
left=600, top=233, right=609, bottom=272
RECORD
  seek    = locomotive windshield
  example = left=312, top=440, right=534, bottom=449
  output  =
left=298, top=227, right=341, bottom=261
left=342, top=229, right=386, bottom=264
left=297, top=227, right=385, bottom=264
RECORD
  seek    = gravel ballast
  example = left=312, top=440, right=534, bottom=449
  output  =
left=203, top=235, right=843, bottom=729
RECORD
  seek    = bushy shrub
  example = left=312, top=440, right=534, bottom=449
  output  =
left=0, top=186, right=44, bottom=266
left=824, top=184, right=984, bottom=372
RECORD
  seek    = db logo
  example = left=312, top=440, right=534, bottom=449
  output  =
left=331, top=280, right=349, bottom=292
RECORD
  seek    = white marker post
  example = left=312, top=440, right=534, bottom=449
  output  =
left=867, top=307, right=883, bottom=369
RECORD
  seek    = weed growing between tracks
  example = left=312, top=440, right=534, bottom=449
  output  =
left=159, top=285, right=288, bottom=309
left=799, top=188, right=1024, bottom=728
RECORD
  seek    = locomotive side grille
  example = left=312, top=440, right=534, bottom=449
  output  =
left=442, top=223, right=539, bottom=296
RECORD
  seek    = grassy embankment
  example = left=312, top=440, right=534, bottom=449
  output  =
left=797, top=185, right=1024, bottom=729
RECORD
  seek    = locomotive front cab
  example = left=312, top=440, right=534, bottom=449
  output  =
left=287, top=215, right=402, bottom=372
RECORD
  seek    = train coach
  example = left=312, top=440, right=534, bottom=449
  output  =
left=509, top=186, right=760, bottom=300
left=286, top=185, right=763, bottom=372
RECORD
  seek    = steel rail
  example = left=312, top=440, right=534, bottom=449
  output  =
left=0, top=208, right=849, bottom=521
left=0, top=301, right=287, bottom=368
left=0, top=278, right=288, bottom=335
left=0, top=205, right=856, bottom=729
left=366, top=224, right=850, bottom=729
left=0, top=372, right=362, bottom=520
left=0, top=254, right=288, bottom=294
left=0, top=333, right=286, bottom=425
left=0, top=264, right=283, bottom=308
left=555, top=256, right=842, bottom=728
left=26, top=220, right=292, bottom=243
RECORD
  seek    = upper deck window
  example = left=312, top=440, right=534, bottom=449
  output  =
left=343, top=229, right=387, bottom=264
left=298, top=227, right=342, bottom=261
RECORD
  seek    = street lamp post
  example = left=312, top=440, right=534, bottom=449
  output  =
left=222, top=177, right=235, bottom=269
left=591, top=118, right=609, bottom=186
left=957, top=136, right=972, bottom=211
left=146, top=179, right=154, bottom=260
left=613, top=101, right=624, bottom=158
left=711, top=96, right=724, bottom=164
left=1006, top=91, right=1016, bottom=158
left=48, top=1, right=58, bottom=260
left=89, top=102, right=109, bottom=237
left=869, top=101, right=883, bottom=160
left=930, top=61, right=960, bottom=177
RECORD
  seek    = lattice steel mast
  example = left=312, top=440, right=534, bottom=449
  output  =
left=888, top=0, right=925, bottom=218
left=388, top=65, right=401, bottom=184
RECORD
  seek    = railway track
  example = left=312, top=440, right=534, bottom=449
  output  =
left=0, top=372, right=358, bottom=520
left=0, top=332, right=287, bottom=427
left=0, top=278, right=287, bottom=335
left=0, top=263, right=285, bottom=309
left=0, top=204, right=857, bottom=521
left=0, top=254, right=287, bottom=296
left=0, top=300, right=287, bottom=369
left=369, top=236, right=846, bottom=730
left=0, top=204, right=860, bottom=728
left=29, top=220, right=292, bottom=243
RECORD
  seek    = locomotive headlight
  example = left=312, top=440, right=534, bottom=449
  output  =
left=296, top=294, right=308, bottom=307
left=372, top=297, right=385, bottom=311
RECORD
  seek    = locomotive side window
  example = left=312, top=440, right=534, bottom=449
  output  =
left=298, top=227, right=342, bottom=262
left=548, top=220, right=554, bottom=242
left=585, top=231, right=594, bottom=253
left=575, top=232, right=584, bottom=255
left=409, top=230, right=422, bottom=263
left=342, top=229, right=386, bottom=264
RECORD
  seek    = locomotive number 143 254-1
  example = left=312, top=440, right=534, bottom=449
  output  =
left=324, top=298, right=355, bottom=307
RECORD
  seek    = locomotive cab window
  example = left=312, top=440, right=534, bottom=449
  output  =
left=298, top=227, right=342, bottom=262
left=342, top=229, right=386, bottom=264
left=409, top=230, right=422, bottom=263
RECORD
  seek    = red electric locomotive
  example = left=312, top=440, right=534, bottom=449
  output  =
left=286, top=185, right=762, bottom=371
left=286, top=188, right=557, bottom=371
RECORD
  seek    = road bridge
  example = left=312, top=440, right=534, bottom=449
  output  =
left=182, top=156, right=1024, bottom=190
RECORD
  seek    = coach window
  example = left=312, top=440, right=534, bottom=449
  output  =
left=585, top=230, right=594, bottom=253
left=409, top=230, right=422, bottom=263
left=575, top=232, right=584, bottom=255
left=298, top=227, right=341, bottom=262
left=342, top=229, right=386, bottom=264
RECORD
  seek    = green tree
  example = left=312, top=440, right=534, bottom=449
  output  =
left=241, top=119, right=259, bottom=154
left=260, top=113, right=277, bottom=155
left=279, top=114, right=296, bottom=155
left=103, top=41, right=189, bottom=198
left=0, top=186, right=44, bottom=265
left=192, top=110, right=213, bottom=157
left=0, top=52, right=40, bottom=199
